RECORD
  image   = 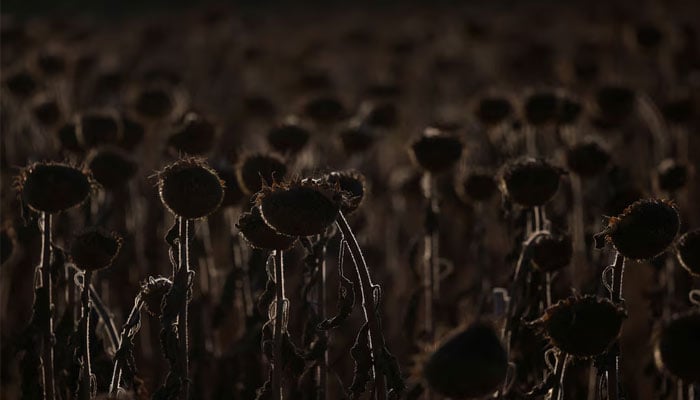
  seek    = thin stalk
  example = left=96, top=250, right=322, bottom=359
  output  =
left=663, top=257, right=676, bottom=320
left=549, top=353, right=568, bottom=400
left=422, top=174, right=439, bottom=346
left=316, top=255, right=328, bottom=400
left=636, top=95, right=669, bottom=165
left=67, top=264, right=120, bottom=353
left=88, top=285, right=119, bottom=354
left=503, top=228, right=550, bottom=352
left=610, top=253, right=625, bottom=304
left=525, top=125, right=537, bottom=156
left=586, top=362, right=597, bottom=400
left=687, top=383, right=695, bottom=400
left=40, top=212, right=56, bottom=400
left=570, top=173, right=586, bottom=290
left=533, top=206, right=554, bottom=309
left=336, top=212, right=388, bottom=400
left=272, top=250, right=286, bottom=400
left=607, top=253, right=625, bottom=400
left=227, top=208, right=253, bottom=317
left=199, top=219, right=215, bottom=295
left=545, top=272, right=553, bottom=308
left=80, top=270, right=94, bottom=400
left=178, top=218, right=191, bottom=400
left=109, top=295, right=145, bottom=395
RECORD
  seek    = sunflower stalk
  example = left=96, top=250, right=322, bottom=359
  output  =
left=336, top=212, right=388, bottom=400
left=40, top=212, right=56, bottom=400
left=272, top=250, right=287, bottom=400
left=79, top=270, right=94, bottom=400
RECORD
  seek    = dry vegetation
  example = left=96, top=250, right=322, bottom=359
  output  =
left=1, top=2, right=699, bottom=400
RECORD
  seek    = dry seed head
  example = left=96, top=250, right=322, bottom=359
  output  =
left=35, top=50, right=67, bottom=77
left=267, top=118, right=310, bottom=155
left=604, top=185, right=644, bottom=216
left=76, top=109, right=122, bottom=149
left=535, top=295, right=626, bottom=358
left=157, top=157, right=225, bottom=219
left=141, top=277, right=173, bottom=317
left=215, top=166, right=245, bottom=208
left=141, top=67, right=182, bottom=86
left=596, top=85, right=636, bottom=121
left=653, top=311, right=700, bottom=383
left=339, top=123, right=375, bottom=155
left=455, top=169, right=498, bottom=203
left=237, top=206, right=297, bottom=251
left=422, top=322, right=508, bottom=399
left=362, top=101, right=398, bottom=129
left=131, top=84, right=180, bottom=121
left=86, top=146, right=138, bottom=189
left=16, top=162, right=93, bottom=213
left=603, top=199, right=680, bottom=260
left=235, top=153, right=287, bottom=195
left=303, top=95, right=346, bottom=124
left=409, top=128, right=463, bottom=174
left=475, top=96, right=513, bottom=126
left=656, top=159, right=689, bottom=193
left=530, top=233, right=573, bottom=272
left=501, top=157, right=565, bottom=207
left=31, top=95, right=62, bottom=127
left=57, top=122, right=83, bottom=153
left=3, top=69, right=38, bottom=100
left=119, top=114, right=146, bottom=151
left=256, top=179, right=343, bottom=237
left=523, top=91, right=558, bottom=126
left=556, top=95, right=583, bottom=125
left=70, top=228, right=123, bottom=272
left=676, top=230, right=700, bottom=277
left=661, top=96, right=693, bottom=124
left=634, top=23, right=664, bottom=49
left=168, top=112, right=217, bottom=155
left=243, top=94, right=277, bottom=118
left=324, top=170, right=367, bottom=214
left=566, top=136, right=610, bottom=177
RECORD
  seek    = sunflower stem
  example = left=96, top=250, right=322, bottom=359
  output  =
left=422, top=174, right=439, bottom=341
left=606, top=253, right=625, bottom=400
left=336, top=212, right=387, bottom=400
left=549, top=353, right=568, bottom=400
left=40, top=212, right=56, bottom=400
left=178, top=217, right=191, bottom=400
left=272, top=250, right=286, bottom=400
left=80, top=270, right=93, bottom=400
left=109, top=296, right=144, bottom=395
left=317, top=250, right=328, bottom=400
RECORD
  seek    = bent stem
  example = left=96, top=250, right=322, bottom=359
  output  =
left=40, top=212, right=56, bottom=400
left=336, top=212, right=388, bottom=400
left=272, top=250, right=286, bottom=400
left=503, top=208, right=550, bottom=352
left=68, top=264, right=120, bottom=353
left=109, top=294, right=145, bottom=395
left=87, top=284, right=119, bottom=354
